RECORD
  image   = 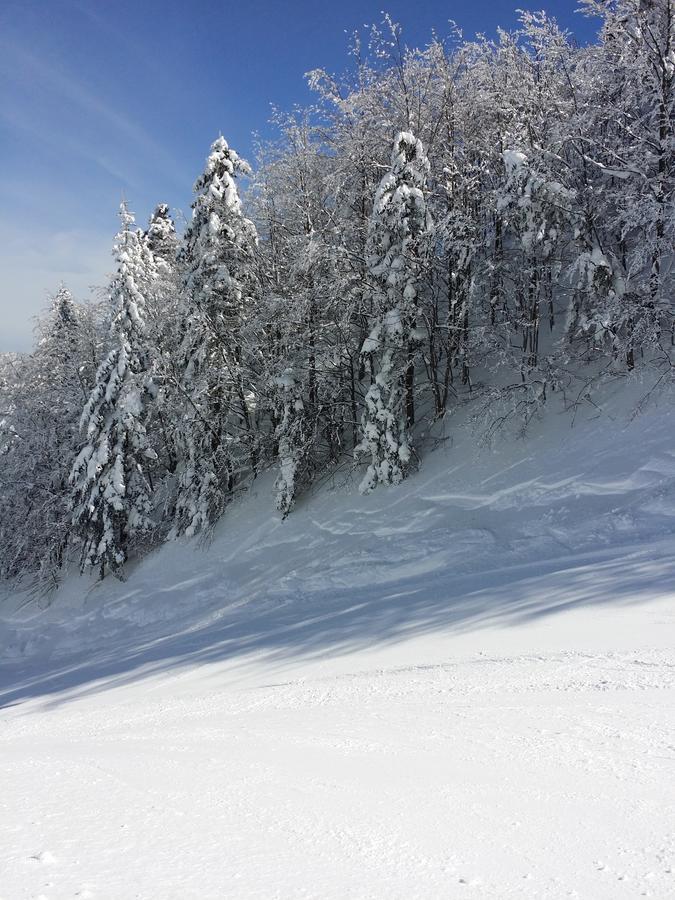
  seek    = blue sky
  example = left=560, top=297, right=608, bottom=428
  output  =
left=0, top=0, right=600, bottom=351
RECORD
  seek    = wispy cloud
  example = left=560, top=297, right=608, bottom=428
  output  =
left=0, top=101, right=145, bottom=190
left=0, top=32, right=187, bottom=189
left=0, top=12, right=194, bottom=348
left=70, top=0, right=192, bottom=105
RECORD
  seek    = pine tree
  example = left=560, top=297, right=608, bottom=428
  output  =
left=172, top=136, right=258, bottom=537
left=0, top=286, right=96, bottom=587
left=143, top=203, right=183, bottom=481
left=70, top=203, right=158, bottom=577
left=146, top=202, right=179, bottom=263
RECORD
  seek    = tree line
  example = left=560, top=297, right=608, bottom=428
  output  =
left=1, top=1, right=674, bottom=588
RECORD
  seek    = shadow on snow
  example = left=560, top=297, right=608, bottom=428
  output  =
left=1, top=540, right=671, bottom=711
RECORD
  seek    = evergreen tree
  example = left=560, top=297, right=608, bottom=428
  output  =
left=172, top=136, right=258, bottom=537
left=4, top=10, right=675, bottom=587
left=143, top=203, right=183, bottom=481
left=0, top=286, right=96, bottom=587
left=146, top=202, right=179, bottom=263
left=70, top=203, right=157, bottom=577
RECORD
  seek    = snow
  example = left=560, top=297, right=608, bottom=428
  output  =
left=503, top=149, right=528, bottom=172
left=2, top=383, right=675, bottom=899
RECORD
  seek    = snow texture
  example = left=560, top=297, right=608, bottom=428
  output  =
left=1, top=384, right=675, bottom=899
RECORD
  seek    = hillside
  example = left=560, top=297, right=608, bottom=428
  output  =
left=1, top=383, right=675, bottom=899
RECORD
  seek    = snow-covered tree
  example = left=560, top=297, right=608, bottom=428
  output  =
left=171, top=136, right=258, bottom=537
left=0, top=287, right=100, bottom=588
left=142, top=203, right=183, bottom=481
left=572, top=0, right=675, bottom=368
left=355, top=131, right=431, bottom=492
left=70, top=203, right=158, bottom=577
left=4, top=10, right=675, bottom=587
left=252, top=112, right=353, bottom=514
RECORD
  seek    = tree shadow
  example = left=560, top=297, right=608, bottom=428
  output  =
left=1, top=540, right=672, bottom=712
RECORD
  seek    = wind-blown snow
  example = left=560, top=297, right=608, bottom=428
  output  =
left=1, top=383, right=674, bottom=899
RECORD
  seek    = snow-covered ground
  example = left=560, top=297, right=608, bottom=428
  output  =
left=1, top=383, right=675, bottom=899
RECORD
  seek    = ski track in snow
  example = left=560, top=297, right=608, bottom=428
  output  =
left=1, top=386, right=675, bottom=899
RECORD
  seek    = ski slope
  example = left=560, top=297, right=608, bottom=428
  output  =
left=1, top=384, right=675, bottom=899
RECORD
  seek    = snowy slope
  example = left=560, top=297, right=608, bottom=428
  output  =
left=1, top=383, right=675, bottom=899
